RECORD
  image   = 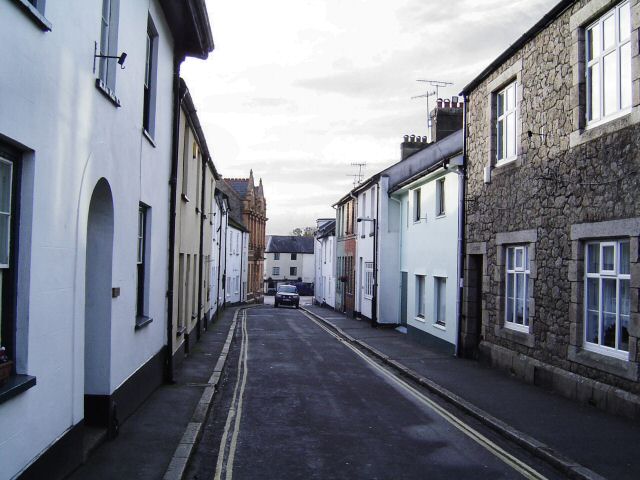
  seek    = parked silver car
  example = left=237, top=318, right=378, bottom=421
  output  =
left=274, top=285, right=299, bottom=308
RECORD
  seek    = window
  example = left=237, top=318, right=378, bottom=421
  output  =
left=290, top=267, right=297, bottom=276
left=505, top=246, right=529, bottom=331
left=584, top=240, right=630, bottom=357
left=143, top=17, right=159, bottom=136
left=415, top=275, right=425, bottom=318
left=181, top=126, right=190, bottom=197
left=0, top=158, right=12, bottom=268
left=496, top=81, right=517, bottom=163
left=136, top=205, right=149, bottom=318
left=586, top=2, right=631, bottom=124
left=364, top=262, right=374, bottom=298
left=413, top=189, right=421, bottom=222
left=274, top=252, right=280, bottom=260
left=98, top=0, right=120, bottom=92
left=434, top=277, right=446, bottom=326
left=0, top=153, right=14, bottom=360
left=291, top=253, right=297, bottom=260
left=273, top=267, right=280, bottom=276
left=362, top=192, right=367, bottom=235
left=436, top=178, right=445, bottom=216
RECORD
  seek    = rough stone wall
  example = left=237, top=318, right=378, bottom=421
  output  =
left=465, top=0, right=640, bottom=397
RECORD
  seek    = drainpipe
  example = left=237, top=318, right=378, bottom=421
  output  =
left=214, top=196, right=223, bottom=318
left=196, top=159, right=207, bottom=337
left=239, top=229, right=245, bottom=302
left=165, top=54, right=185, bottom=383
left=372, top=186, right=379, bottom=328
left=455, top=95, right=469, bottom=358
left=222, top=208, right=228, bottom=307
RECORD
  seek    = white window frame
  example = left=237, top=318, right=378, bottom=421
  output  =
left=273, top=266, right=280, bottom=276
left=505, top=245, right=530, bottom=332
left=436, top=178, right=445, bottom=217
left=0, top=157, right=13, bottom=269
left=434, top=277, right=446, bottom=326
left=143, top=16, right=159, bottom=136
left=364, top=262, right=374, bottom=299
left=495, top=80, right=518, bottom=165
left=585, top=1, right=631, bottom=127
left=274, top=252, right=280, bottom=260
left=98, top=0, right=120, bottom=92
left=584, top=239, right=630, bottom=359
left=415, top=275, right=425, bottom=319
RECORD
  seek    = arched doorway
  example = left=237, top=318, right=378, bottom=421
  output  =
left=84, top=179, right=114, bottom=429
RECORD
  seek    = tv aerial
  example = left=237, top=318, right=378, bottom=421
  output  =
left=347, top=162, right=367, bottom=187
left=411, top=79, right=453, bottom=142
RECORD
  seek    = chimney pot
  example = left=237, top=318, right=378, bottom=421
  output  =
left=410, top=134, right=416, bottom=142
left=437, top=99, right=443, bottom=108
left=452, top=95, right=459, bottom=105
left=422, top=136, right=428, bottom=142
left=404, top=135, right=409, bottom=142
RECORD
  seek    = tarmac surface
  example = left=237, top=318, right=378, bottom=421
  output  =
left=185, top=305, right=561, bottom=480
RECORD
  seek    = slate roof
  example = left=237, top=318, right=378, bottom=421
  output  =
left=316, top=219, right=335, bottom=239
left=226, top=179, right=249, bottom=199
left=216, top=179, right=247, bottom=230
left=266, top=236, right=314, bottom=254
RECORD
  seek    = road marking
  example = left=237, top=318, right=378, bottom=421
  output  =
left=214, top=310, right=249, bottom=480
left=300, top=310, right=548, bottom=480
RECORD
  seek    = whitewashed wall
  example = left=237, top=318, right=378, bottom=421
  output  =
left=0, top=0, right=178, bottom=476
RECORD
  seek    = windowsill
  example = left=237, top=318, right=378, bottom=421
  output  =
left=135, top=316, right=153, bottom=330
left=176, top=326, right=186, bottom=337
left=364, top=295, right=373, bottom=300
left=582, top=342, right=629, bottom=362
left=95, top=79, right=121, bottom=107
left=369, top=232, right=375, bottom=237
left=585, top=108, right=632, bottom=132
left=433, top=322, right=446, bottom=331
left=495, top=157, right=517, bottom=168
left=435, top=213, right=446, bottom=219
left=495, top=323, right=534, bottom=347
left=570, top=108, right=639, bottom=148
left=181, top=194, right=190, bottom=203
left=360, top=235, right=366, bottom=238
left=196, top=207, right=201, bottom=214
left=568, top=345, right=637, bottom=381
left=142, top=129, right=156, bottom=147
left=11, top=0, right=51, bottom=31
left=0, top=374, right=36, bottom=405
left=414, top=315, right=426, bottom=323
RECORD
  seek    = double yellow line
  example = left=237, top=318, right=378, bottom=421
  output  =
left=214, top=310, right=249, bottom=480
left=301, top=311, right=549, bottom=480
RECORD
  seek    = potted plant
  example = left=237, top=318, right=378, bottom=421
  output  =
left=0, top=346, right=12, bottom=386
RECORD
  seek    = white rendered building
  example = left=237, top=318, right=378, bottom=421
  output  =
left=225, top=219, right=249, bottom=305
left=0, top=1, right=213, bottom=477
left=314, top=219, right=336, bottom=308
left=265, top=236, right=315, bottom=291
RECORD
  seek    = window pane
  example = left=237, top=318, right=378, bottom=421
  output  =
left=602, top=278, right=617, bottom=348
left=0, top=161, right=11, bottom=213
left=586, top=278, right=600, bottom=343
left=587, top=25, right=600, bottom=60
left=588, top=63, right=601, bottom=121
left=507, top=112, right=516, bottom=158
left=602, top=51, right=617, bottom=116
left=515, top=273, right=525, bottom=325
left=587, top=244, right=600, bottom=273
left=619, top=241, right=630, bottom=275
left=603, top=14, right=615, bottom=49
left=619, top=279, right=630, bottom=351
left=507, top=247, right=514, bottom=270
left=0, top=214, right=9, bottom=266
left=497, top=120, right=504, bottom=160
left=515, top=248, right=524, bottom=270
left=620, top=42, right=631, bottom=110
left=497, top=92, right=504, bottom=116
left=602, top=244, right=615, bottom=271
left=506, top=84, right=515, bottom=111
left=619, top=2, right=630, bottom=42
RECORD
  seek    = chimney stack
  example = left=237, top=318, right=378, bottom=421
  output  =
left=400, top=133, right=430, bottom=161
left=429, top=96, right=464, bottom=143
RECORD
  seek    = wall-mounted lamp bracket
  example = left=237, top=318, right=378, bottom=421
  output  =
left=93, top=41, right=127, bottom=73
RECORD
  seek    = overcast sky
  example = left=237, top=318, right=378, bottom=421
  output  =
left=181, top=0, right=558, bottom=235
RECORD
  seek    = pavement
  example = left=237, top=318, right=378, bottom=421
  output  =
left=302, top=303, right=640, bottom=480
left=68, top=307, right=239, bottom=480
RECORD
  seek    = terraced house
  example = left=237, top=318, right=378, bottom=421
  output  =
left=461, top=0, right=640, bottom=417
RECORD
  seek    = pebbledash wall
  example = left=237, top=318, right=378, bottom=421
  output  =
left=462, top=0, right=640, bottom=417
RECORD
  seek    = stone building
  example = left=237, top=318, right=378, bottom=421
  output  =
left=226, top=171, right=267, bottom=303
left=460, top=0, right=640, bottom=417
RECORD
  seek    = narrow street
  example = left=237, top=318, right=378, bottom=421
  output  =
left=185, top=306, right=561, bottom=480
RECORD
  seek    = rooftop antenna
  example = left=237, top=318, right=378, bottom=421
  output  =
left=347, top=162, right=367, bottom=187
left=412, top=79, right=453, bottom=142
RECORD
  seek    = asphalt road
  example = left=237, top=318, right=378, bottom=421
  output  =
left=186, top=305, right=562, bottom=480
